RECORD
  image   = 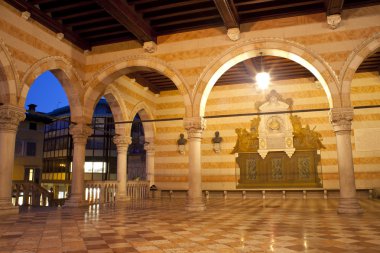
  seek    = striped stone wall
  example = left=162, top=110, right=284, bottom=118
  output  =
left=0, top=1, right=380, bottom=191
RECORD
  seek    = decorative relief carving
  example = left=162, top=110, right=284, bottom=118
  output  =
left=298, top=157, right=311, bottom=179
left=69, top=124, right=92, bottom=144
left=256, top=90, right=295, bottom=158
left=21, top=11, right=31, bottom=20
left=227, top=28, right=240, bottom=41
left=113, top=135, right=132, bottom=151
left=143, top=41, right=157, bottom=53
left=327, top=14, right=341, bottom=30
left=0, top=105, right=25, bottom=132
left=144, top=143, right=155, bottom=153
left=184, top=117, right=206, bottom=140
left=232, top=91, right=325, bottom=154
left=329, top=107, right=353, bottom=132
left=271, top=158, right=283, bottom=180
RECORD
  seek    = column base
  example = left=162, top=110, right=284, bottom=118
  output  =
left=0, top=202, right=19, bottom=216
left=337, top=198, right=364, bottom=214
left=64, top=194, right=88, bottom=207
left=186, top=197, right=206, bottom=211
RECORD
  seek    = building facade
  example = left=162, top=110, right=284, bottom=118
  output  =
left=41, top=99, right=118, bottom=199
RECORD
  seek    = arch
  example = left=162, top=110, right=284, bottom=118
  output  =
left=340, top=32, right=380, bottom=107
left=193, top=37, right=340, bottom=117
left=0, top=37, right=19, bottom=105
left=19, top=56, right=84, bottom=123
left=130, top=101, right=155, bottom=143
left=83, top=55, right=191, bottom=120
left=103, top=85, right=131, bottom=136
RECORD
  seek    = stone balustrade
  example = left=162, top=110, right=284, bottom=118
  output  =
left=12, top=181, right=53, bottom=206
left=126, top=180, right=150, bottom=199
left=85, top=181, right=117, bottom=204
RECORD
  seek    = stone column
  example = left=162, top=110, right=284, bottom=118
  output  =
left=113, top=135, right=131, bottom=201
left=144, top=141, right=155, bottom=186
left=184, top=117, right=206, bottom=211
left=330, top=108, right=363, bottom=214
left=65, top=123, right=92, bottom=207
left=0, top=105, right=25, bottom=215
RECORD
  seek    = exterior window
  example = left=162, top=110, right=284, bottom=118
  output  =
left=29, top=122, right=37, bottom=130
left=15, top=140, right=23, bottom=156
left=26, top=142, right=36, bottom=156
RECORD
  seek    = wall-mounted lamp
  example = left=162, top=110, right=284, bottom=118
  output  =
left=255, top=52, right=270, bottom=90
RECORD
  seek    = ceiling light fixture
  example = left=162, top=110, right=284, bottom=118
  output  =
left=255, top=52, right=270, bottom=90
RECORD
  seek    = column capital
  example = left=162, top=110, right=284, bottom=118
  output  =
left=144, top=143, right=155, bottom=153
left=184, top=117, right=206, bottom=139
left=69, top=123, right=92, bottom=144
left=0, top=105, right=25, bottom=132
left=329, top=107, right=353, bottom=133
left=113, top=135, right=131, bottom=152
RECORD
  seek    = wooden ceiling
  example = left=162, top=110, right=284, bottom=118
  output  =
left=125, top=52, right=380, bottom=93
left=5, top=0, right=380, bottom=93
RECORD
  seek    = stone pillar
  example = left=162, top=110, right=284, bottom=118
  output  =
left=330, top=108, right=363, bottom=214
left=184, top=117, right=206, bottom=211
left=144, top=141, right=155, bottom=186
left=65, top=123, right=92, bottom=207
left=113, top=135, right=131, bottom=201
left=0, top=105, right=25, bottom=215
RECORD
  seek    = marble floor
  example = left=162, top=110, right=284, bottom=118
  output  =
left=0, top=198, right=379, bottom=253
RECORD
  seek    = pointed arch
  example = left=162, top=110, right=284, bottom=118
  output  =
left=0, top=37, right=19, bottom=105
left=340, top=32, right=380, bottom=107
left=130, top=101, right=155, bottom=143
left=83, top=55, right=191, bottom=121
left=20, top=56, right=84, bottom=123
left=193, top=37, right=340, bottom=117
left=103, top=84, right=131, bottom=136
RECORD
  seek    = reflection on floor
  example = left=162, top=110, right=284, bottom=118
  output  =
left=0, top=198, right=379, bottom=253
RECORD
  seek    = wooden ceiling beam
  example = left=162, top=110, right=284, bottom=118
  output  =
left=324, top=0, right=344, bottom=15
left=75, top=23, right=122, bottom=34
left=127, top=73, right=160, bottom=94
left=95, top=0, right=156, bottom=43
left=29, top=0, right=59, bottom=4
left=239, top=1, right=324, bottom=15
left=54, top=9, right=104, bottom=20
left=65, top=16, right=114, bottom=28
left=243, top=59, right=259, bottom=76
left=213, top=0, right=240, bottom=29
left=42, top=1, right=94, bottom=13
left=5, top=0, right=90, bottom=50
left=136, top=0, right=207, bottom=13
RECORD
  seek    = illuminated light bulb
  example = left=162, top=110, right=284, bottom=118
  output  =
left=256, top=72, right=270, bottom=90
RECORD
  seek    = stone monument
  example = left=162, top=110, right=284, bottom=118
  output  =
left=256, top=90, right=295, bottom=158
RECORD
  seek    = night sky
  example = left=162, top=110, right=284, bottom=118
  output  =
left=25, top=71, right=69, bottom=113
